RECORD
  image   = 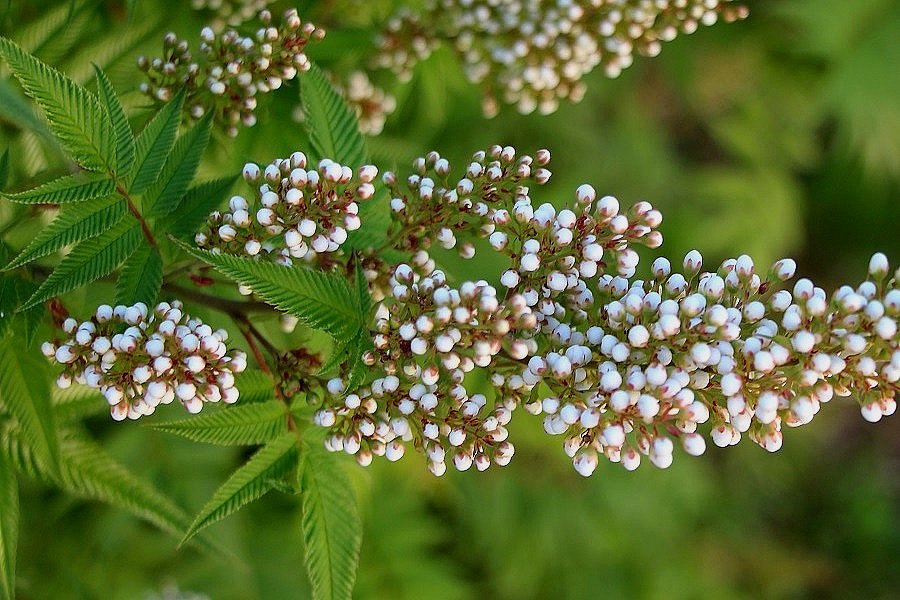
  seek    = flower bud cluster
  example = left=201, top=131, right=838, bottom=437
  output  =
left=314, top=263, right=537, bottom=473
left=42, top=302, right=247, bottom=421
left=195, top=152, right=377, bottom=270
left=493, top=183, right=662, bottom=315
left=333, top=71, right=397, bottom=136
left=381, top=145, right=553, bottom=257
left=191, top=0, right=274, bottom=30
left=524, top=252, right=898, bottom=475
left=375, top=0, right=748, bottom=116
left=138, top=8, right=324, bottom=136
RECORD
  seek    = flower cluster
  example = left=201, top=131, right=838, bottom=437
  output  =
left=195, top=152, right=377, bottom=275
left=191, top=0, right=274, bottom=30
left=42, top=302, right=247, bottom=421
left=314, top=264, right=535, bottom=473
left=333, top=71, right=397, bottom=136
left=306, top=141, right=897, bottom=476
left=381, top=145, right=553, bottom=258
left=375, top=0, right=748, bottom=116
left=525, top=252, right=898, bottom=475
left=138, top=8, right=324, bottom=136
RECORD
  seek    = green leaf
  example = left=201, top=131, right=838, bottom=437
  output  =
left=1, top=172, right=114, bottom=204
left=299, top=63, right=366, bottom=167
left=160, top=176, right=237, bottom=239
left=128, top=90, right=185, bottom=194
left=52, top=384, right=106, bottom=423
left=0, top=453, right=16, bottom=600
left=229, top=369, right=276, bottom=404
left=183, top=433, right=298, bottom=544
left=0, top=37, right=115, bottom=172
left=178, top=243, right=363, bottom=339
left=3, top=196, right=125, bottom=271
left=115, top=244, right=162, bottom=306
left=93, top=66, right=134, bottom=176
left=22, top=216, right=141, bottom=309
left=0, top=336, right=58, bottom=474
left=144, top=112, right=212, bottom=217
left=150, top=400, right=288, bottom=446
left=300, top=439, right=361, bottom=600
left=55, top=436, right=219, bottom=555
left=0, top=150, right=8, bottom=190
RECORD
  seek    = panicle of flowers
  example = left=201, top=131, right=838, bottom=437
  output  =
left=314, top=261, right=537, bottom=474
left=137, top=8, right=324, bottom=136
left=524, top=252, right=898, bottom=476
left=191, top=0, right=275, bottom=31
left=381, top=144, right=553, bottom=259
left=42, top=301, right=248, bottom=421
left=333, top=71, right=397, bottom=136
left=375, top=0, right=748, bottom=116
left=195, top=152, right=377, bottom=281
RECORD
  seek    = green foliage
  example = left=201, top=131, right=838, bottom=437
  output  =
left=161, top=175, right=237, bottom=239
left=53, top=436, right=209, bottom=551
left=300, top=63, right=366, bottom=166
left=0, top=37, right=115, bottom=172
left=151, top=400, right=288, bottom=446
left=3, top=196, right=125, bottom=270
left=300, top=439, right=361, bottom=600
left=181, top=244, right=365, bottom=340
left=128, top=90, right=185, bottom=194
left=115, top=243, right=162, bottom=306
left=183, top=433, right=299, bottom=544
left=51, top=384, right=107, bottom=424
left=0, top=337, right=59, bottom=475
left=22, top=216, right=141, bottom=309
left=0, top=172, right=114, bottom=204
left=143, top=112, right=212, bottom=217
left=0, top=453, right=17, bottom=600
left=93, top=66, right=134, bottom=176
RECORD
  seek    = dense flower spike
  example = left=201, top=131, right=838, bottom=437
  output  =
left=42, top=302, right=247, bottom=421
left=305, top=145, right=896, bottom=475
left=375, top=0, right=748, bottom=116
left=138, top=8, right=324, bottom=136
left=195, top=152, right=377, bottom=272
left=525, top=252, right=898, bottom=474
left=333, top=71, right=397, bottom=136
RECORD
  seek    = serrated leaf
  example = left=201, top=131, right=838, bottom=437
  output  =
left=0, top=37, right=115, bottom=172
left=0, top=452, right=17, bottom=600
left=1, top=172, right=114, bottom=204
left=22, top=216, right=141, bottom=309
left=94, top=66, right=134, bottom=175
left=234, top=369, right=277, bottom=404
left=144, top=112, right=212, bottom=217
left=300, top=439, right=361, bottom=600
left=179, top=243, right=363, bottom=339
left=115, top=244, right=162, bottom=306
left=55, top=435, right=222, bottom=557
left=150, top=400, right=288, bottom=446
left=160, top=176, right=237, bottom=239
left=4, top=196, right=125, bottom=271
left=183, top=433, right=298, bottom=544
left=128, top=90, right=184, bottom=194
left=0, top=336, right=58, bottom=474
left=300, top=63, right=366, bottom=167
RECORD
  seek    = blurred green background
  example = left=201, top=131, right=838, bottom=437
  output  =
left=2, top=0, right=899, bottom=598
